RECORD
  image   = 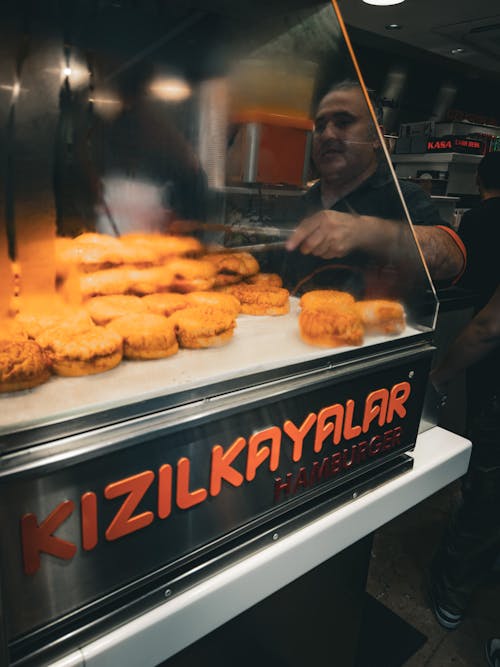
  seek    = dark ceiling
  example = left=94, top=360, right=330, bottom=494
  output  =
left=338, top=0, right=500, bottom=78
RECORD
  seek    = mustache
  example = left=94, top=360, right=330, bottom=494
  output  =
left=319, top=139, right=344, bottom=155
left=319, top=138, right=374, bottom=156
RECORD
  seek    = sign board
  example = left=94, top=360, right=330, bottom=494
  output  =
left=1, top=351, right=431, bottom=649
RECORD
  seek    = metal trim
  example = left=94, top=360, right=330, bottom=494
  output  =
left=243, top=122, right=260, bottom=182
left=301, top=130, right=313, bottom=186
left=0, top=344, right=434, bottom=479
left=0, top=332, right=432, bottom=456
left=0, top=561, right=9, bottom=667
left=8, top=454, right=413, bottom=667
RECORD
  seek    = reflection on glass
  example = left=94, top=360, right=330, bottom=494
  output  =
left=0, top=0, right=438, bottom=432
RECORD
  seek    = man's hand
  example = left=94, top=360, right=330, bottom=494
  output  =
left=286, top=210, right=465, bottom=283
left=286, top=210, right=400, bottom=261
left=285, top=210, right=371, bottom=259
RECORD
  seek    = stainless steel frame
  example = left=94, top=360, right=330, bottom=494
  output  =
left=1, top=342, right=432, bottom=666
left=0, top=331, right=432, bottom=455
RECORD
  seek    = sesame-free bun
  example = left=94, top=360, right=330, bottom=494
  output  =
left=171, top=307, right=236, bottom=349
left=220, top=284, right=290, bottom=316
left=85, top=295, right=148, bottom=325
left=79, top=268, right=134, bottom=298
left=184, top=291, right=241, bottom=317
left=166, top=259, right=217, bottom=293
left=16, top=308, right=94, bottom=340
left=355, top=300, right=406, bottom=335
left=0, top=340, right=51, bottom=392
left=245, top=273, right=283, bottom=288
left=299, top=305, right=364, bottom=348
left=203, top=252, right=259, bottom=287
left=120, top=233, right=204, bottom=260
left=55, top=233, right=124, bottom=277
left=142, top=293, right=189, bottom=317
left=106, top=314, right=179, bottom=360
left=299, top=290, right=355, bottom=311
left=37, top=326, right=123, bottom=376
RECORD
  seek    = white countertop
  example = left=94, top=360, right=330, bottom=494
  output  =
left=1, top=298, right=423, bottom=437
left=51, top=426, right=471, bottom=667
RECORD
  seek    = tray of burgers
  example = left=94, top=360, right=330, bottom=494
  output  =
left=0, top=232, right=413, bottom=435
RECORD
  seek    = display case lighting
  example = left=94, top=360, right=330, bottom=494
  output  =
left=0, top=81, right=23, bottom=101
left=149, top=77, right=191, bottom=102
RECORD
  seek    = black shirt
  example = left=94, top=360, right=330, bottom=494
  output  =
left=280, top=166, right=445, bottom=295
left=458, top=197, right=500, bottom=395
left=459, top=197, right=500, bottom=312
left=303, top=167, right=444, bottom=226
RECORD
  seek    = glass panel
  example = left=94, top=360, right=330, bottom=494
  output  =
left=0, top=0, right=437, bottom=438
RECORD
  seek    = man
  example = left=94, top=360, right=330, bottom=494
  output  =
left=428, top=151, right=500, bottom=631
left=286, top=81, right=465, bottom=285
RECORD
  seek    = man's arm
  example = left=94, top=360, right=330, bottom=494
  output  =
left=285, top=210, right=465, bottom=282
left=413, top=225, right=465, bottom=282
left=430, top=284, right=500, bottom=392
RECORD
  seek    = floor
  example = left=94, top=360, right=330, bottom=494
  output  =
left=366, top=479, right=500, bottom=667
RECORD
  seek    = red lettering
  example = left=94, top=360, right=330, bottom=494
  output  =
left=105, top=471, right=154, bottom=541
left=387, top=382, right=411, bottom=422
left=158, top=464, right=173, bottom=519
left=342, top=446, right=356, bottom=469
left=363, top=389, right=389, bottom=432
left=357, top=441, right=368, bottom=463
left=310, top=457, right=332, bottom=484
left=283, top=413, right=317, bottom=462
left=81, top=492, right=98, bottom=551
left=292, top=467, right=309, bottom=494
left=382, top=429, right=395, bottom=451
left=21, top=500, right=77, bottom=575
left=210, top=437, right=245, bottom=496
left=176, top=458, right=208, bottom=510
left=246, top=426, right=281, bottom=481
left=274, top=473, right=293, bottom=502
left=314, top=404, right=344, bottom=452
left=330, top=452, right=341, bottom=474
left=343, top=399, right=362, bottom=439
left=368, top=435, right=382, bottom=455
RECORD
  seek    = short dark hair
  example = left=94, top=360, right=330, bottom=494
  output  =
left=319, top=79, right=383, bottom=125
left=478, top=151, right=500, bottom=191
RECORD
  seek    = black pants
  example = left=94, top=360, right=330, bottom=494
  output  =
left=431, top=387, right=500, bottom=614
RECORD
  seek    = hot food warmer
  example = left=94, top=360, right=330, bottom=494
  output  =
left=0, top=2, right=470, bottom=666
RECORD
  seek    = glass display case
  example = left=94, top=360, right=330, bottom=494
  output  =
left=0, top=1, right=439, bottom=665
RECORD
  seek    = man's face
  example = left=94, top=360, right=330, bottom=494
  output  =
left=312, top=87, right=380, bottom=187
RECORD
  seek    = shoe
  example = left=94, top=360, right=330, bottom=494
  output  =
left=486, top=638, right=500, bottom=667
left=427, top=572, right=464, bottom=630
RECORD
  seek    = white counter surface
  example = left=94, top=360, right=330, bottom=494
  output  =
left=1, top=298, right=423, bottom=437
left=51, top=426, right=471, bottom=667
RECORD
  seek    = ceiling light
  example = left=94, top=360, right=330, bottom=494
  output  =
left=451, top=48, right=465, bottom=54
left=149, top=77, right=191, bottom=102
left=362, top=0, right=406, bottom=5
left=385, top=23, right=402, bottom=30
